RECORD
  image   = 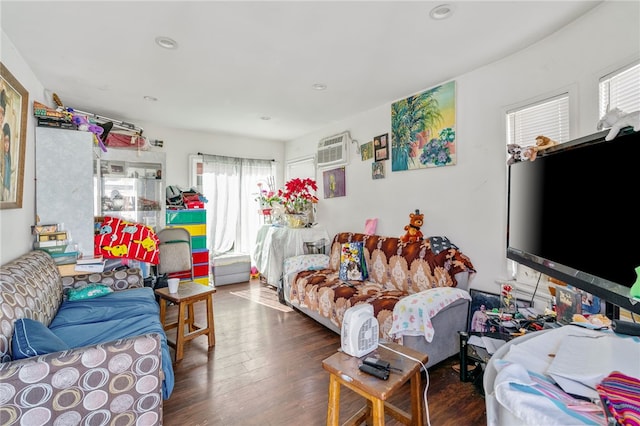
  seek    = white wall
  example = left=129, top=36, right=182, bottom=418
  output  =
left=133, top=122, right=285, bottom=190
left=0, top=32, right=285, bottom=265
left=0, top=32, right=45, bottom=263
left=285, top=1, right=640, bottom=294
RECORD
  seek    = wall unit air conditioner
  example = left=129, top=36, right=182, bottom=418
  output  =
left=317, top=131, right=350, bottom=167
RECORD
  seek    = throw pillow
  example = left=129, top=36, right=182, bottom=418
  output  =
left=338, top=242, right=368, bottom=281
left=67, top=284, right=113, bottom=301
left=12, top=318, right=69, bottom=360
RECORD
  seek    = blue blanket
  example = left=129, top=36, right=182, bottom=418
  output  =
left=49, top=287, right=174, bottom=399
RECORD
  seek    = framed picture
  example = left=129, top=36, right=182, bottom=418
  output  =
left=322, top=166, right=345, bottom=199
left=360, top=141, right=374, bottom=161
left=0, top=62, right=29, bottom=209
left=468, top=288, right=532, bottom=333
left=391, top=80, right=456, bottom=172
left=468, top=289, right=501, bottom=333
left=372, top=161, right=385, bottom=179
left=374, top=133, right=389, bottom=161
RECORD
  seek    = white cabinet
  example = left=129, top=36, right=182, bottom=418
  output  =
left=94, top=149, right=166, bottom=230
left=35, top=127, right=96, bottom=257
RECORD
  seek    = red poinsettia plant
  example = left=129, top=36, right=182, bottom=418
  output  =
left=278, top=178, right=318, bottom=214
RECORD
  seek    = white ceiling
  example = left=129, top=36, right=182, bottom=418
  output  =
left=2, top=1, right=602, bottom=141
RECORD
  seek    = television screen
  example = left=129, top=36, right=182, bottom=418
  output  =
left=507, top=128, right=640, bottom=314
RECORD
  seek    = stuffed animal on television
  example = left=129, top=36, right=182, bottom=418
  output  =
left=400, top=209, right=424, bottom=243
left=535, top=135, right=558, bottom=150
left=597, top=107, right=640, bottom=141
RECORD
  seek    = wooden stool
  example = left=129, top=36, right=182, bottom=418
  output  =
left=322, top=343, right=428, bottom=426
left=155, top=281, right=216, bottom=362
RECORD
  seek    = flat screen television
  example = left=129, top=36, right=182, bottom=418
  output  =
left=507, top=127, right=640, bottom=315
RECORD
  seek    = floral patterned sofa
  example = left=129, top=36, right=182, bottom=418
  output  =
left=284, top=232, right=476, bottom=367
left=0, top=250, right=173, bottom=425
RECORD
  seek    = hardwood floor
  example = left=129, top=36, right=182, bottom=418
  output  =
left=162, top=279, right=487, bottom=425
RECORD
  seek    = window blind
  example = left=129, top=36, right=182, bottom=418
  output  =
left=599, top=62, right=640, bottom=118
left=507, top=94, right=570, bottom=146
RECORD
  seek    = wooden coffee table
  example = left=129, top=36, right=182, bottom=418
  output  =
left=322, top=342, right=428, bottom=426
left=155, top=281, right=216, bottom=362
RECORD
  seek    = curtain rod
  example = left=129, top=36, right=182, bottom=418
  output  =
left=197, top=152, right=275, bottom=162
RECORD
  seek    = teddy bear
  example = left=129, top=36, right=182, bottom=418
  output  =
left=400, top=209, right=424, bottom=243
left=597, top=107, right=640, bottom=141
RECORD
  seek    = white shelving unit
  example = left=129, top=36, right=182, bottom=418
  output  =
left=94, top=149, right=166, bottom=231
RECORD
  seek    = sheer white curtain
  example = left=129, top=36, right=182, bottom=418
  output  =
left=201, top=155, right=274, bottom=255
left=238, top=159, right=274, bottom=255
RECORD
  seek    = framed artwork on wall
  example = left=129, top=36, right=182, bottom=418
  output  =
left=322, top=166, right=345, bottom=199
left=0, top=62, right=29, bottom=209
left=374, top=133, right=389, bottom=161
left=391, top=80, right=456, bottom=172
left=360, top=141, right=373, bottom=161
left=372, top=161, right=385, bottom=179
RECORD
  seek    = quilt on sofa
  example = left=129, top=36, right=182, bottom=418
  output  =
left=49, top=287, right=174, bottom=399
left=289, top=232, right=476, bottom=341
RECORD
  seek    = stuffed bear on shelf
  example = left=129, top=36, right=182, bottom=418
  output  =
left=400, top=209, right=424, bottom=243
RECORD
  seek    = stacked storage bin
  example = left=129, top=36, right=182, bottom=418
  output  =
left=165, top=209, right=210, bottom=286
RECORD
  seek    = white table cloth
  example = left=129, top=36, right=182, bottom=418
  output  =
left=253, top=224, right=330, bottom=288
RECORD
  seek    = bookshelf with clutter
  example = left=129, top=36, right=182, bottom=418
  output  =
left=31, top=223, right=134, bottom=276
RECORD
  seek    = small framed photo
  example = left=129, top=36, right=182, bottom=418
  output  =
left=468, top=289, right=501, bottom=333
left=360, top=141, right=374, bottom=161
left=374, top=133, right=389, bottom=161
left=372, top=161, right=385, bottom=179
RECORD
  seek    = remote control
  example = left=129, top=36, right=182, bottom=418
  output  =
left=363, top=357, right=390, bottom=370
left=359, top=363, right=389, bottom=380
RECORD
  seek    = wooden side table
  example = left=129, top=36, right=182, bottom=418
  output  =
left=322, top=342, right=428, bottom=426
left=155, top=281, right=216, bottom=362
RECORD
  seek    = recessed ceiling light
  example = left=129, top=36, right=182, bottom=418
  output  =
left=312, top=83, right=327, bottom=91
left=430, top=4, right=454, bottom=20
left=143, top=96, right=158, bottom=102
left=155, top=36, right=178, bottom=50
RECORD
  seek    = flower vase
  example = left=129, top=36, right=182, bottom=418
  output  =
left=286, top=213, right=307, bottom=228
left=262, top=208, right=272, bottom=224
left=500, top=283, right=516, bottom=314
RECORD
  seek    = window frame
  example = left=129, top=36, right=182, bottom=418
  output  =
left=598, top=60, right=640, bottom=118
left=505, top=91, right=573, bottom=148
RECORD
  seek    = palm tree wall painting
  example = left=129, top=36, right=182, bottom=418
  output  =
left=391, top=80, right=456, bottom=172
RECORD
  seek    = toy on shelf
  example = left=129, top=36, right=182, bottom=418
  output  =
left=400, top=209, right=424, bottom=243
left=597, top=107, right=640, bottom=141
